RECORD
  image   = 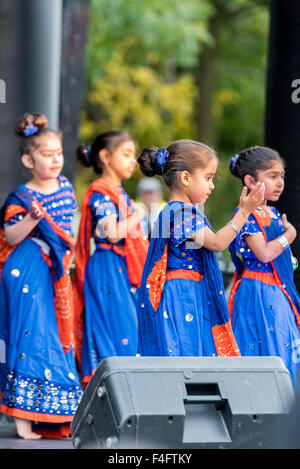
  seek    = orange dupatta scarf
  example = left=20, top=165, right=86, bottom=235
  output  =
left=73, top=178, right=149, bottom=361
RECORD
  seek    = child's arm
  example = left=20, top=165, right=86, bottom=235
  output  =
left=4, top=200, right=44, bottom=246
left=243, top=214, right=296, bottom=263
left=95, top=202, right=146, bottom=243
left=193, top=182, right=265, bottom=252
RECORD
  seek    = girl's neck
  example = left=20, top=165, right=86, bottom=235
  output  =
left=101, top=170, right=121, bottom=186
left=259, top=199, right=268, bottom=208
left=169, top=188, right=192, bottom=204
left=26, top=176, right=60, bottom=194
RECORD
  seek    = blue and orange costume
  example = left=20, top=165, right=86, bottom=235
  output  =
left=73, top=178, right=149, bottom=387
left=137, top=201, right=240, bottom=357
left=228, top=206, right=300, bottom=388
left=0, top=176, right=83, bottom=438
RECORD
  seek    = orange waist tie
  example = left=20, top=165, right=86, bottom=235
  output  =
left=241, top=269, right=278, bottom=286
left=97, top=242, right=125, bottom=257
left=166, top=269, right=204, bottom=282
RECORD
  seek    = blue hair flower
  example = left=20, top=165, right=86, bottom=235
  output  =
left=156, top=147, right=169, bottom=169
left=231, top=153, right=239, bottom=169
left=87, top=145, right=91, bottom=155
left=23, top=123, right=39, bottom=137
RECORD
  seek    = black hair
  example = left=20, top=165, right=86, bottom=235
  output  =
left=76, top=130, right=134, bottom=175
left=229, top=145, right=285, bottom=183
left=137, top=139, right=217, bottom=189
left=15, top=112, right=62, bottom=156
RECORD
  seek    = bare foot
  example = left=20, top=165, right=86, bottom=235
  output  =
left=14, top=417, right=42, bottom=440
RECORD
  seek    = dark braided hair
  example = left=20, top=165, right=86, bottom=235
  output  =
left=76, top=130, right=134, bottom=175
left=138, top=139, right=217, bottom=190
left=229, top=145, right=285, bottom=183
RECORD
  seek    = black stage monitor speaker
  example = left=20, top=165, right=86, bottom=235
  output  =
left=71, top=356, right=294, bottom=449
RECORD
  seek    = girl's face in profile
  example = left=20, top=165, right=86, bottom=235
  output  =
left=253, top=160, right=285, bottom=203
left=104, top=140, right=137, bottom=182
left=188, top=158, right=218, bottom=204
left=24, top=133, right=64, bottom=181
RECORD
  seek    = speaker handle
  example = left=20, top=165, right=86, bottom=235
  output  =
left=184, top=395, right=224, bottom=404
left=184, top=382, right=225, bottom=405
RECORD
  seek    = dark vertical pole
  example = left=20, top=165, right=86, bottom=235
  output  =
left=22, top=0, right=63, bottom=130
left=0, top=0, right=90, bottom=205
left=59, top=0, right=91, bottom=181
left=0, top=1, right=26, bottom=204
left=0, top=0, right=63, bottom=205
left=265, top=0, right=300, bottom=291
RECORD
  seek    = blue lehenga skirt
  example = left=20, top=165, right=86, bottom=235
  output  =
left=231, top=275, right=300, bottom=388
left=150, top=275, right=218, bottom=357
left=0, top=239, right=83, bottom=423
left=81, top=245, right=139, bottom=385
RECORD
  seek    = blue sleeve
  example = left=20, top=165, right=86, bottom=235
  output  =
left=240, top=213, right=262, bottom=237
left=4, top=211, right=26, bottom=228
left=89, top=191, right=118, bottom=235
left=170, top=205, right=205, bottom=247
left=62, top=177, right=78, bottom=212
left=71, top=189, right=78, bottom=212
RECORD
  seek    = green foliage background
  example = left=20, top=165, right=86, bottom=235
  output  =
left=75, top=0, right=269, bottom=239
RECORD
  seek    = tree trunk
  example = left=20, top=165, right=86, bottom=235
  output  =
left=195, top=11, right=222, bottom=147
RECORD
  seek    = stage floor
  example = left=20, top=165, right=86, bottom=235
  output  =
left=0, top=416, right=73, bottom=449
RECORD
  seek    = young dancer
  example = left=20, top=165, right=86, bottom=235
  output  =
left=73, top=131, right=149, bottom=388
left=0, top=113, right=83, bottom=439
left=136, top=140, right=264, bottom=357
left=228, top=145, right=300, bottom=388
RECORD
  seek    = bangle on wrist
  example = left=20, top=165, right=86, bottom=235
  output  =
left=228, top=221, right=240, bottom=235
left=278, top=235, right=289, bottom=251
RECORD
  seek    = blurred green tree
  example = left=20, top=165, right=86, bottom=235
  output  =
left=202, top=0, right=269, bottom=230
left=75, top=0, right=269, bottom=238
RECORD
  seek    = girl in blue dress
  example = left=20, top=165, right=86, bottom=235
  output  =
left=73, top=131, right=149, bottom=388
left=228, top=145, right=300, bottom=388
left=0, top=113, right=83, bottom=439
left=136, top=140, right=264, bottom=357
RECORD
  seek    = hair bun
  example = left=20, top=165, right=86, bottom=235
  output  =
left=76, top=143, right=92, bottom=167
left=229, top=153, right=240, bottom=178
left=15, top=112, right=48, bottom=137
left=138, top=146, right=165, bottom=177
